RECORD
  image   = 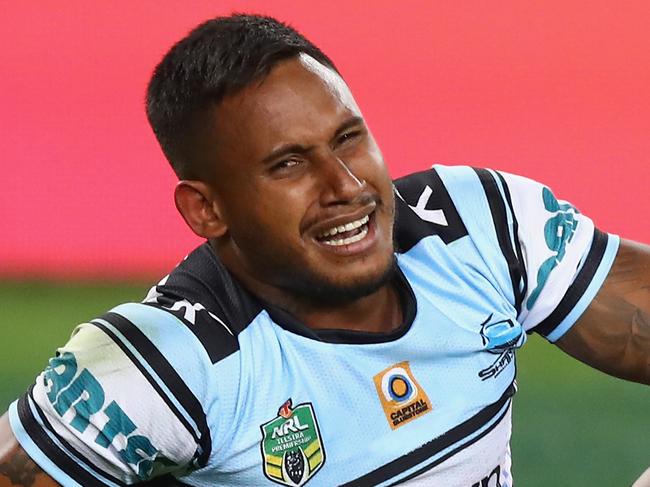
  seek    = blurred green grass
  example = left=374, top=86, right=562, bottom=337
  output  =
left=1, top=281, right=648, bottom=485
left=0, top=281, right=148, bottom=410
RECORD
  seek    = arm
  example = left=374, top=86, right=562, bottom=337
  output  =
left=0, top=414, right=58, bottom=487
left=4, top=309, right=209, bottom=486
left=633, top=467, right=650, bottom=487
left=557, top=239, right=650, bottom=384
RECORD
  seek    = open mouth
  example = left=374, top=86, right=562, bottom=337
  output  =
left=315, top=214, right=370, bottom=247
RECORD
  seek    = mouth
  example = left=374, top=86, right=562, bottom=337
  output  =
left=315, top=214, right=370, bottom=246
left=311, top=209, right=380, bottom=257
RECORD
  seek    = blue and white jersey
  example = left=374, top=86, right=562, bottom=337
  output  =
left=9, top=165, right=619, bottom=486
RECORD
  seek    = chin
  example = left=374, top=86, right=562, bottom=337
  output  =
left=290, top=254, right=398, bottom=306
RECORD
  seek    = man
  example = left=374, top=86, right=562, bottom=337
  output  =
left=0, top=14, right=648, bottom=487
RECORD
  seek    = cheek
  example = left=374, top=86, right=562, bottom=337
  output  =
left=350, top=139, right=389, bottom=181
left=230, top=190, right=306, bottom=245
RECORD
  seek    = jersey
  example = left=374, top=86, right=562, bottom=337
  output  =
left=9, top=165, right=620, bottom=487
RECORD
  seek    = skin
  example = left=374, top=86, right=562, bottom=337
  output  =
left=557, top=239, right=650, bottom=384
left=632, top=467, right=650, bottom=487
left=0, top=55, right=648, bottom=484
left=0, top=423, right=55, bottom=486
left=175, top=54, right=400, bottom=331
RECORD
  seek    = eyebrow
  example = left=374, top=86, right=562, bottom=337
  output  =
left=259, top=115, right=366, bottom=165
left=332, top=115, right=365, bottom=140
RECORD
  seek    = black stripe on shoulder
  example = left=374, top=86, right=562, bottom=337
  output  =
left=93, top=312, right=212, bottom=467
left=146, top=243, right=258, bottom=363
left=393, top=168, right=468, bottom=252
left=143, top=301, right=240, bottom=364
left=473, top=168, right=525, bottom=314
left=17, top=388, right=120, bottom=487
left=341, top=383, right=515, bottom=486
left=493, top=171, right=528, bottom=306
left=88, top=319, right=200, bottom=446
left=534, top=229, right=609, bottom=338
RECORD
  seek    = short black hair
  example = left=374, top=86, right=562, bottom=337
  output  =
left=146, top=14, right=338, bottom=179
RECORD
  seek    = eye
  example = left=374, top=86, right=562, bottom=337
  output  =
left=270, top=157, right=303, bottom=173
left=335, top=130, right=362, bottom=147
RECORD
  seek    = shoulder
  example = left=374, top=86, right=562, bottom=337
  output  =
left=393, top=164, right=518, bottom=251
left=11, top=303, right=216, bottom=484
left=393, top=164, right=557, bottom=254
left=142, top=242, right=263, bottom=364
left=393, top=165, right=475, bottom=252
left=394, top=164, right=486, bottom=199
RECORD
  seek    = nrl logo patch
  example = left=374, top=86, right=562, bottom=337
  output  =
left=260, top=399, right=325, bottom=487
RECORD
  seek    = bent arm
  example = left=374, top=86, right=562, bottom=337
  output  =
left=557, top=239, right=650, bottom=384
left=0, top=413, right=58, bottom=487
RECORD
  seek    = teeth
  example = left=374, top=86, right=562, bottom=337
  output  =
left=321, top=224, right=369, bottom=246
left=317, top=215, right=369, bottom=239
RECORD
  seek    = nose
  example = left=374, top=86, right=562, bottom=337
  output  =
left=318, top=154, right=365, bottom=205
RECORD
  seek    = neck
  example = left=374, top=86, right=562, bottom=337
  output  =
left=213, top=242, right=403, bottom=334
left=279, top=283, right=403, bottom=333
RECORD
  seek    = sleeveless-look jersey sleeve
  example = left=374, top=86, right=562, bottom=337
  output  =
left=472, top=167, right=620, bottom=341
left=8, top=303, right=214, bottom=486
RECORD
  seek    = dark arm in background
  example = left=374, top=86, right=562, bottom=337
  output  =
left=558, top=239, right=650, bottom=384
left=0, top=414, right=57, bottom=487
left=0, top=414, right=184, bottom=486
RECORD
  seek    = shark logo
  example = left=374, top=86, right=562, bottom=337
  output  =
left=478, top=314, right=525, bottom=381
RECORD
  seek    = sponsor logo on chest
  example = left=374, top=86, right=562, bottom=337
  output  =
left=373, top=361, right=432, bottom=430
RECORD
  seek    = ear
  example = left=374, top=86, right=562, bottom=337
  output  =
left=174, top=180, right=228, bottom=238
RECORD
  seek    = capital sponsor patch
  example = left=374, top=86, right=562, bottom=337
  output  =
left=260, top=399, right=325, bottom=487
left=373, top=361, right=431, bottom=430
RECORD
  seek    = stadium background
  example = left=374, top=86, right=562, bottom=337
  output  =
left=1, top=1, right=649, bottom=484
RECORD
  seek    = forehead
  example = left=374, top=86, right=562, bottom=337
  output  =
left=253, top=53, right=360, bottom=118
left=212, top=54, right=362, bottom=161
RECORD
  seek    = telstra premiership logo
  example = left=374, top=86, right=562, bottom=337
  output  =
left=260, top=399, right=325, bottom=487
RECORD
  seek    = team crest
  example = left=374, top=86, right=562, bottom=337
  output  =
left=373, top=361, right=432, bottom=430
left=260, top=399, right=325, bottom=486
left=478, top=314, right=525, bottom=381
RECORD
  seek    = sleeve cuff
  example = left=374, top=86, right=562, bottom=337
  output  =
left=8, top=392, right=123, bottom=487
left=533, top=231, right=620, bottom=342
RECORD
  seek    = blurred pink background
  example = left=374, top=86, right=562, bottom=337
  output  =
left=2, top=1, right=649, bottom=279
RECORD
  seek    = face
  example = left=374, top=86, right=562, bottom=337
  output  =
left=206, top=54, right=396, bottom=305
